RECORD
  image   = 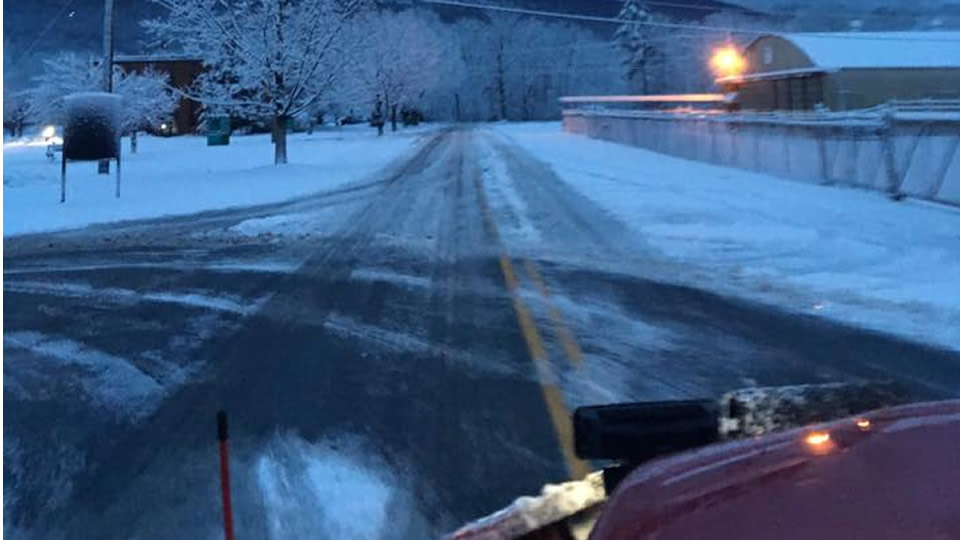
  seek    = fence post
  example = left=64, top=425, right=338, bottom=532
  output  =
left=817, top=127, right=829, bottom=183
left=926, top=131, right=960, bottom=201
left=782, top=126, right=791, bottom=177
left=880, top=110, right=901, bottom=196
left=707, top=118, right=717, bottom=165
left=730, top=123, right=738, bottom=167
left=753, top=127, right=762, bottom=172
left=847, top=133, right=860, bottom=186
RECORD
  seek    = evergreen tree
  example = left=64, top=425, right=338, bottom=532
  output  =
left=614, top=0, right=659, bottom=94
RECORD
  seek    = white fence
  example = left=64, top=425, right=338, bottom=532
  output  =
left=562, top=105, right=960, bottom=206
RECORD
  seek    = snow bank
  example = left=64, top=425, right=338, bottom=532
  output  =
left=3, top=126, right=429, bottom=236
left=490, top=122, right=960, bottom=351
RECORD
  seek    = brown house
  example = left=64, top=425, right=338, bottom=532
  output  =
left=114, top=54, right=203, bottom=133
left=719, top=32, right=960, bottom=111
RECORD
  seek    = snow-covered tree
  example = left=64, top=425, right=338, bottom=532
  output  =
left=145, top=0, right=366, bottom=164
left=27, top=51, right=178, bottom=151
left=450, top=17, right=497, bottom=120
left=614, top=0, right=663, bottom=94
left=450, top=16, right=624, bottom=121
left=488, top=14, right=519, bottom=121
left=452, top=14, right=538, bottom=121
left=113, top=68, right=179, bottom=152
left=29, top=52, right=103, bottom=124
left=3, top=91, right=36, bottom=137
left=562, top=31, right=629, bottom=98
left=413, top=18, right=467, bottom=122
left=346, top=10, right=447, bottom=131
left=506, top=21, right=625, bottom=119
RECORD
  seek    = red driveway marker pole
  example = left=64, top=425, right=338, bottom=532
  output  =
left=217, top=410, right=236, bottom=540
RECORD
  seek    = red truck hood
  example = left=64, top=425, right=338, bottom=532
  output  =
left=591, top=400, right=960, bottom=540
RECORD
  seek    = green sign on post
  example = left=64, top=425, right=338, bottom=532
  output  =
left=206, top=116, right=231, bottom=146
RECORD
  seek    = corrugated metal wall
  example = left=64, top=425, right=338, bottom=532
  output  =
left=562, top=110, right=960, bottom=206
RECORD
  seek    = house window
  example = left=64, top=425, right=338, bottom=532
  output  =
left=763, top=46, right=773, bottom=65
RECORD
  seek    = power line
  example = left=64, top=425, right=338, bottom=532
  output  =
left=419, top=0, right=960, bottom=41
left=12, top=0, right=79, bottom=68
left=422, top=0, right=755, bottom=33
left=590, top=0, right=952, bottom=22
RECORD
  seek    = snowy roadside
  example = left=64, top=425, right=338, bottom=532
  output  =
left=2, top=125, right=434, bottom=237
left=488, top=122, right=960, bottom=352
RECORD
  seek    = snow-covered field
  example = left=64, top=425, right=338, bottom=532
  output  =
left=2, top=126, right=427, bottom=237
left=490, top=122, right=960, bottom=351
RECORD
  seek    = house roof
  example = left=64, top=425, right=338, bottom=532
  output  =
left=717, top=67, right=830, bottom=84
left=773, top=32, right=960, bottom=70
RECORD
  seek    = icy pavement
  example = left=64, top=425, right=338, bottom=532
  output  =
left=488, top=122, right=960, bottom=352
left=2, top=125, right=434, bottom=237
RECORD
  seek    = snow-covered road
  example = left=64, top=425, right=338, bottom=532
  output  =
left=4, top=126, right=960, bottom=538
left=490, top=122, right=960, bottom=352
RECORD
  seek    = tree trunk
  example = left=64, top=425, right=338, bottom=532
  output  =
left=390, top=104, right=398, bottom=132
left=130, top=130, right=138, bottom=154
left=273, top=115, right=288, bottom=165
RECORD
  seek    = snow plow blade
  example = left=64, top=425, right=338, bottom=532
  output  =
left=719, top=381, right=912, bottom=438
left=448, top=381, right=913, bottom=540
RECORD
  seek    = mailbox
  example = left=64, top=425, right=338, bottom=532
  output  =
left=60, top=92, right=123, bottom=202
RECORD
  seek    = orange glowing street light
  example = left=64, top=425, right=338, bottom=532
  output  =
left=805, top=431, right=831, bottom=446
left=711, top=45, right=747, bottom=79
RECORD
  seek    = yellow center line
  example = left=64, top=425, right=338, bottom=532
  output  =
left=476, top=172, right=591, bottom=480
left=523, top=259, right=585, bottom=368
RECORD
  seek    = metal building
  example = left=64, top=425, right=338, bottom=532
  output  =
left=719, top=32, right=960, bottom=111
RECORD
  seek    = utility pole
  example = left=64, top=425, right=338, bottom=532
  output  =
left=98, top=0, right=115, bottom=175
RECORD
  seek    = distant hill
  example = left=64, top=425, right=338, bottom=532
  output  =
left=3, top=0, right=757, bottom=68
left=4, top=0, right=163, bottom=85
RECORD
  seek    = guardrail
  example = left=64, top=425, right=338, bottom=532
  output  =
left=562, top=100, right=960, bottom=206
